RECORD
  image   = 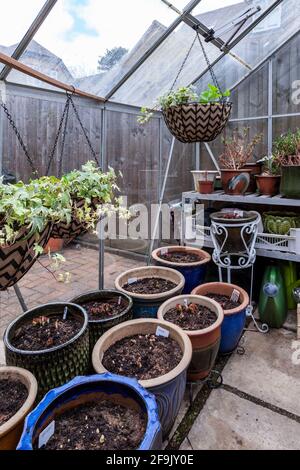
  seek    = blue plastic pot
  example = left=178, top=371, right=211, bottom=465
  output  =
left=152, top=247, right=211, bottom=294
left=115, top=266, right=185, bottom=319
left=17, top=373, right=162, bottom=451
left=192, top=282, right=249, bottom=354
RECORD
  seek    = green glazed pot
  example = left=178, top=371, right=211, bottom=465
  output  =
left=259, top=265, right=287, bottom=328
left=280, top=165, right=300, bottom=199
left=263, top=212, right=300, bottom=235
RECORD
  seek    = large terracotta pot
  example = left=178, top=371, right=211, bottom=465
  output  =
left=192, top=283, right=249, bottom=354
left=220, top=169, right=251, bottom=195
left=17, top=373, right=162, bottom=451
left=157, top=295, right=223, bottom=381
left=152, top=246, right=211, bottom=294
left=0, top=366, right=37, bottom=450
left=256, top=175, right=280, bottom=196
left=92, top=318, right=192, bottom=437
left=115, top=266, right=185, bottom=319
left=242, top=162, right=262, bottom=192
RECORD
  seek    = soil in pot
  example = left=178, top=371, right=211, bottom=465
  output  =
left=83, top=296, right=129, bottom=321
left=11, top=314, right=82, bottom=351
left=158, top=251, right=203, bottom=264
left=102, top=334, right=182, bottom=380
left=37, top=400, right=146, bottom=451
left=204, top=293, right=241, bottom=311
left=0, top=378, right=28, bottom=426
left=164, top=303, right=217, bottom=331
left=123, top=278, right=177, bottom=295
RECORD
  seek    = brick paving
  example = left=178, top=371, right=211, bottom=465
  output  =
left=0, top=244, right=143, bottom=338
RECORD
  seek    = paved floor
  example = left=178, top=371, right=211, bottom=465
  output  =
left=1, top=245, right=299, bottom=450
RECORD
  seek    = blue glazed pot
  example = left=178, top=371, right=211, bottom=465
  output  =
left=192, top=282, right=249, bottom=355
left=115, top=266, right=185, bottom=319
left=152, top=246, right=211, bottom=294
left=92, top=319, right=193, bottom=437
left=17, top=373, right=162, bottom=451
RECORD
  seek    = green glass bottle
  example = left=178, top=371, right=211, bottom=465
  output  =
left=259, top=264, right=287, bottom=328
left=281, top=261, right=297, bottom=310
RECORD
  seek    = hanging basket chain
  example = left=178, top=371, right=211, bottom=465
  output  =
left=196, top=32, right=223, bottom=94
left=58, top=97, right=71, bottom=178
left=169, top=33, right=198, bottom=92
left=0, top=101, right=38, bottom=175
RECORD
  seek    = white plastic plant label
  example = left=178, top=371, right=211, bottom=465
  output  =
left=231, top=289, right=240, bottom=303
left=160, top=248, right=169, bottom=255
left=234, top=210, right=244, bottom=218
left=127, top=278, right=138, bottom=285
left=156, top=326, right=170, bottom=338
left=38, top=420, right=55, bottom=448
left=118, top=296, right=122, bottom=305
left=183, top=299, right=188, bottom=308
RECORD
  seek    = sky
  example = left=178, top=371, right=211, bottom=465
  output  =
left=0, top=0, right=246, bottom=77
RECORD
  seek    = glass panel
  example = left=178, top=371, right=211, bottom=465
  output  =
left=272, top=32, right=300, bottom=115
left=273, top=115, right=300, bottom=142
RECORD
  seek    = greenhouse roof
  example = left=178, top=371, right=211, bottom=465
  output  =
left=0, top=0, right=298, bottom=107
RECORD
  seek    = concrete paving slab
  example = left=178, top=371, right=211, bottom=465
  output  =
left=222, top=328, right=300, bottom=417
left=183, top=388, right=300, bottom=450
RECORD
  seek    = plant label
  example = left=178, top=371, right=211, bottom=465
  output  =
left=127, top=278, right=138, bottom=285
left=118, top=296, right=122, bottom=305
left=231, top=289, right=240, bottom=303
left=63, top=306, right=68, bottom=320
left=156, top=326, right=170, bottom=338
left=160, top=248, right=169, bottom=255
left=38, top=420, right=55, bottom=448
left=184, top=299, right=188, bottom=307
left=234, top=210, right=244, bottom=218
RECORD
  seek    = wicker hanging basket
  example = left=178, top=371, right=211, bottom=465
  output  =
left=162, top=102, right=232, bottom=143
left=0, top=224, right=52, bottom=291
left=51, top=197, right=100, bottom=240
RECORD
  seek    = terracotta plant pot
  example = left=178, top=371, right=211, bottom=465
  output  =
left=152, top=246, right=211, bottom=294
left=4, top=303, right=89, bottom=399
left=198, top=180, right=214, bottom=194
left=192, top=283, right=249, bottom=354
left=17, top=373, right=162, bottom=451
left=157, top=295, right=223, bottom=381
left=70, top=290, right=133, bottom=354
left=220, top=169, right=251, bottom=195
left=191, top=171, right=218, bottom=192
left=242, top=162, right=262, bottom=192
left=115, top=266, right=185, bottom=319
left=43, top=237, right=64, bottom=254
left=256, top=175, right=280, bottom=196
left=92, top=318, right=192, bottom=437
left=0, top=366, right=37, bottom=450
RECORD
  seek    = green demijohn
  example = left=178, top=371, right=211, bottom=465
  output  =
left=259, top=264, right=287, bottom=328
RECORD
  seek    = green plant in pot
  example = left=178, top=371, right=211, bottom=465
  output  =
left=219, top=128, right=263, bottom=195
left=274, top=129, right=300, bottom=199
left=255, top=154, right=281, bottom=196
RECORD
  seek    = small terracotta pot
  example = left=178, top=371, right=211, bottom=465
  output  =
left=43, top=237, right=64, bottom=254
left=92, top=318, right=192, bottom=437
left=0, top=366, right=37, bottom=450
left=152, top=246, right=211, bottom=294
left=115, top=266, right=185, bottom=319
left=157, top=295, right=223, bottom=381
left=256, top=175, right=280, bottom=196
left=192, top=283, right=249, bottom=354
left=198, top=180, right=214, bottom=194
left=220, top=169, right=251, bottom=195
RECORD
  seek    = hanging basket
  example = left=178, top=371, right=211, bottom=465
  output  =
left=51, top=197, right=100, bottom=241
left=162, top=102, right=232, bottom=143
left=0, top=224, right=52, bottom=291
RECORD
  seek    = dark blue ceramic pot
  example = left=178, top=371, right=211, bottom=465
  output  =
left=192, top=282, right=249, bottom=354
left=17, top=373, right=162, bottom=451
left=115, top=266, right=185, bottom=319
left=152, top=246, right=211, bottom=294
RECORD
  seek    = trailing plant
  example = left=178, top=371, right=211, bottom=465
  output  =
left=219, top=127, right=263, bottom=170
left=273, top=129, right=300, bottom=166
left=137, top=84, right=231, bottom=124
left=257, top=155, right=281, bottom=176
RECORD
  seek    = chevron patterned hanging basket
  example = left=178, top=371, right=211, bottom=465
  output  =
left=0, top=224, right=52, bottom=291
left=51, top=197, right=100, bottom=241
left=162, top=102, right=232, bottom=143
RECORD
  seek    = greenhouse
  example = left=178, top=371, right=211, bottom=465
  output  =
left=0, top=0, right=299, bottom=453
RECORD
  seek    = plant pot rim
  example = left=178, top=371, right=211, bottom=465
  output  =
left=192, top=282, right=249, bottom=315
left=210, top=211, right=258, bottom=224
left=92, top=318, right=192, bottom=389
left=152, top=246, right=211, bottom=268
left=191, top=170, right=219, bottom=174
left=0, top=366, right=38, bottom=439
left=157, top=295, right=224, bottom=335
left=115, top=266, right=185, bottom=300
left=220, top=168, right=253, bottom=173
left=164, top=101, right=232, bottom=110
left=17, top=373, right=161, bottom=451
left=70, top=289, right=133, bottom=325
left=4, top=302, right=88, bottom=356
left=255, top=174, right=281, bottom=179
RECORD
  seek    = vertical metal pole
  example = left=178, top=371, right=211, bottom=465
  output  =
left=195, top=143, right=200, bottom=171
left=147, top=136, right=176, bottom=265
left=13, top=285, right=28, bottom=312
left=158, top=117, right=163, bottom=247
left=0, top=81, right=5, bottom=176
left=99, top=106, right=106, bottom=290
left=267, top=59, right=273, bottom=156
